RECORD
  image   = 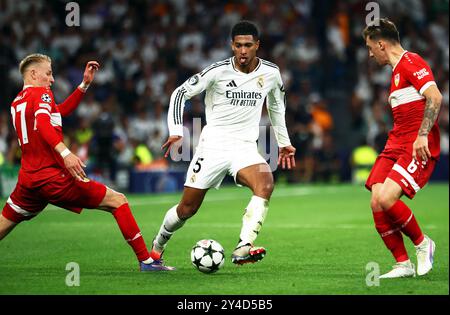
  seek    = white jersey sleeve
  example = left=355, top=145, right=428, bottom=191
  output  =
left=266, top=70, right=291, bottom=147
left=167, top=63, right=218, bottom=136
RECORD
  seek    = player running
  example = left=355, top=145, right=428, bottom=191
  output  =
left=363, top=19, right=442, bottom=278
left=0, top=54, right=172, bottom=271
left=150, top=21, right=296, bottom=269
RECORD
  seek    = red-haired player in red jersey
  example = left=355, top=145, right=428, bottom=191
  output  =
left=0, top=53, right=173, bottom=271
left=363, top=19, right=442, bottom=278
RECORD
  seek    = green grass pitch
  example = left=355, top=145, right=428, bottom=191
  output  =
left=0, top=183, right=448, bottom=295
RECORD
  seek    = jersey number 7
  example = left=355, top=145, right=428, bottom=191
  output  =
left=11, top=102, right=29, bottom=145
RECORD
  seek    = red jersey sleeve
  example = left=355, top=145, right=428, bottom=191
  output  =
left=402, top=53, right=436, bottom=95
left=33, top=89, right=62, bottom=148
left=57, top=87, right=85, bottom=117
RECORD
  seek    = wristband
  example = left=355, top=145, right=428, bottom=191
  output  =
left=60, top=148, right=71, bottom=158
left=78, top=82, right=90, bottom=92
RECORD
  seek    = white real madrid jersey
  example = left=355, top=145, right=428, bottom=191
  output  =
left=168, top=57, right=291, bottom=148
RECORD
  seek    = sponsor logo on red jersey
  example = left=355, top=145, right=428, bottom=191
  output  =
left=413, top=68, right=430, bottom=80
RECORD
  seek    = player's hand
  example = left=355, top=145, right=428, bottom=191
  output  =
left=278, top=145, right=296, bottom=170
left=63, top=153, right=87, bottom=181
left=412, top=135, right=431, bottom=162
left=162, top=135, right=183, bottom=158
left=82, top=61, right=100, bottom=86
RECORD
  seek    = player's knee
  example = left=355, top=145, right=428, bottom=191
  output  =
left=376, top=194, right=396, bottom=211
left=370, top=196, right=381, bottom=212
left=177, top=202, right=200, bottom=219
left=112, top=192, right=128, bottom=208
left=256, top=180, right=274, bottom=199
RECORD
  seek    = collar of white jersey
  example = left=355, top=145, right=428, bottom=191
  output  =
left=231, top=57, right=262, bottom=74
left=392, top=50, right=408, bottom=72
left=22, top=85, right=33, bottom=90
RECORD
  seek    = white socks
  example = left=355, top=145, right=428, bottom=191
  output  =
left=153, top=205, right=185, bottom=252
left=237, top=196, right=269, bottom=248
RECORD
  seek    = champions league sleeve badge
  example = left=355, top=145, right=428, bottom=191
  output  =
left=41, top=93, right=52, bottom=103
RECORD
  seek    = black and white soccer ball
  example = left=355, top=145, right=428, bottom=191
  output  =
left=191, top=239, right=225, bottom=274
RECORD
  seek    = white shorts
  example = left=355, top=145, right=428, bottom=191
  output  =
left=184, top=143, right=267, bottom=190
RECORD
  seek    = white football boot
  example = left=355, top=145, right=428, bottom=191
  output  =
left=379, top=260, right=416, bottom=279
left=415, top=235, right=436, bottom=276
left=231, top=243, right=266, bottom=265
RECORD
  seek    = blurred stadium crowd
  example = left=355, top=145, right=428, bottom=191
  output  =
left=0, top=0, right=448, bottom=189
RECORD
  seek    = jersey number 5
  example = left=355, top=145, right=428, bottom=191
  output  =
left=11, top=102, right=29, bottom=145
left=193, top=158, right=204, bottom=173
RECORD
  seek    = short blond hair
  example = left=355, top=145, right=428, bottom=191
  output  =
left=19, top=53, right=51, bottom=76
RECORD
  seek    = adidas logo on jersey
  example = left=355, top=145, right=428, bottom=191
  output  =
left=226, top=80, right=237, bottom=87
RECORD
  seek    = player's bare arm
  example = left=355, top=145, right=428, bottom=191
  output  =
left=54, top=142, right=87, bottom=180
left=278, top=145, right=296, bottom=169
left=162, top=135, right=183, bottom=158
left=413, top=85, right=443, bottom=162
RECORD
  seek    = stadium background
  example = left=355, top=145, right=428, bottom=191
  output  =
left=0, top=0, right=448, bottom=297
left=0, top=0, right=448, bottom=195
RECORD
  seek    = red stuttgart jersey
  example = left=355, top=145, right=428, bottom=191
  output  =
left=10, top=86, right=65, bottom=187
left=387, top=51, right=440, bottom=158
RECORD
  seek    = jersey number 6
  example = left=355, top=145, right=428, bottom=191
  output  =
left=407, top=160, right=418, bottom=174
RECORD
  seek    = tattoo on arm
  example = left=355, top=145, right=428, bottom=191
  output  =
left=418, top=97, right=441, bottom=136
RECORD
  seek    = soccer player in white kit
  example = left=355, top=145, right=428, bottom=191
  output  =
left=150, top=21, right=296, bottom=269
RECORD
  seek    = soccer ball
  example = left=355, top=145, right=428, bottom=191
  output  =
left=191, top=239, right=225, bottom=274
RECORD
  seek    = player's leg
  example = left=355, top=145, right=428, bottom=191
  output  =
left=232, top=163, right=273, bottom=264
left=0, top=214, right=18, bottom=240
left=0, top=183, right=47, bottom=241
left=96, top=187, right=164, bottom=268
left=371, top=182, right=415, bottom=278
left=377, top=178, right=424, bottom=246
left=150, top=147, right=227, bottom=265
left=380, top=156, right=437, bottom=276
left=151, top=187, right=208, bottom=259
left=46, top=174, right=166, bottom=271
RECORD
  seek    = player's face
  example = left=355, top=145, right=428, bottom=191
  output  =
left=365, top=38, right=388, bottom=65
left=31, top=61, right=55, bottom=88
left=231, top=35, right=260, bottom=67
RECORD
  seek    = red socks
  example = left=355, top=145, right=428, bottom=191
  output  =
left=385, top=200, right=424, bottom=246
left=373, top=211, right=409, bottom=262
left=112, top=203, right=150, bottom=262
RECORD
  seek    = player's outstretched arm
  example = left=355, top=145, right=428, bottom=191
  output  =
left=278, top=145, right=296, bottom=170
left=58, top=61, right=100, bottom=117
left=413, top=85, right=442, bottom=162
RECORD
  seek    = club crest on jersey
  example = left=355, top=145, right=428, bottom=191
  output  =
left=257, top=76, right=264, bottom=89
left=394, top=73, right=400, bottom=87
left=188, top=74, right=199, bottom=85
left=41, top=93, right=51, bottom=103
left=190, top=174, right=196, bottom=183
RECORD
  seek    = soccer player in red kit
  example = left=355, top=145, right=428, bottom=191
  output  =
left=363, top=19, right=442, bottom=278
left=0, top=53, right=173, bottom=271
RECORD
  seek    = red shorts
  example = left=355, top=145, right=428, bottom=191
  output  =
left=2, top=172, right=107, bottom=223
left=365, top=148, right=437, bottom=199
